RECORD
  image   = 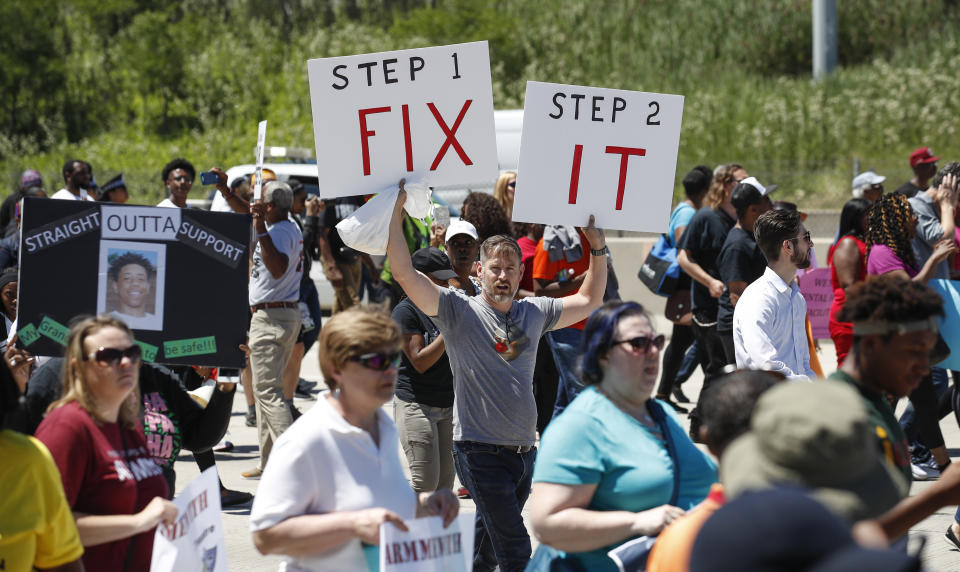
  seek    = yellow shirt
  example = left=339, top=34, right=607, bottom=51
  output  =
left=0, top=430, right=83, bottom=571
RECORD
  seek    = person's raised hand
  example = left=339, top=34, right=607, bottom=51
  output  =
left=579, top=215, right=606, bottom=251
left=632, top=504, right=686, bottom=536
left=430, top=223, right=446, bottom=248
left=209, top=167, right=229, bottom=193
left=305, top=197, right=323, bottom=217
left=420, top=489, right=459, bottom=527
left=936, top=172, right=958, bottom=205
left=353, top=508, right=408, bottom=544
left=250, top=201, right=268, bottom=229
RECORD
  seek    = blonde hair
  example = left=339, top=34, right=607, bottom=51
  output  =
left=492, top=171, right=517, bottom=218
left=705, top=163, right=744, bottom=209
left=318, top=306, right=402, bottom=391
left=48, top=315, right=140, bottom=429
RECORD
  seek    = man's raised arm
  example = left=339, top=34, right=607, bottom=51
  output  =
left=555, top=215, right=606, bottom=329
left=387, top=186, right=442, bottom=316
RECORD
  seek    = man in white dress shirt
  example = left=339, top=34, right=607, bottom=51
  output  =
left=733, top=208, right=816, bottom=380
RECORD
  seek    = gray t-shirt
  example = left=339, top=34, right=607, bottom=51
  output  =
left=909, top=192, right=950, bottom=279
left=432, top=289, right=563, bottom=446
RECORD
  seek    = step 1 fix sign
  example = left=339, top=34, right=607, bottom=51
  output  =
left=512, top=81, right=684, bottom=233
left=307, top=41, right=498, bottom=198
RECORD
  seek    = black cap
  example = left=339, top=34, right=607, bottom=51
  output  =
left=730, top=182, right=764, bottom=215
left=101, top=173, right=126, bottom=193
left=411, top=247, right=458, bottom=281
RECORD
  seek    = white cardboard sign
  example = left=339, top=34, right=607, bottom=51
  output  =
left=253, top=120, right=267, bottom=201
left=380, top=514, right=474, bottom=571
left=150, top=467, right=228, bottom=572
left=512, top=81, right=684, bottom=233
left=307, top=41, right=498, bottom=199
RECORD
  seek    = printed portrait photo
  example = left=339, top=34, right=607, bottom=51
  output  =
left=97, top=240, right=166, bottom=331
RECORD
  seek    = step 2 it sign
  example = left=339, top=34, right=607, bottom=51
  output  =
left=512, top=81, right=684, bottom=233
left=307, top=41, right=499, bottom=198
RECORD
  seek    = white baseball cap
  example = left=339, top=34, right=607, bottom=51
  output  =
left=445, top=219, right=478, bottom=242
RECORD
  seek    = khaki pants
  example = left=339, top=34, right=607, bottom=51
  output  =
left=394, top=397, right=455, bottom=493
left=249, top=306, right=300, bottom=470
left=328, top=258, right=363, bottom=314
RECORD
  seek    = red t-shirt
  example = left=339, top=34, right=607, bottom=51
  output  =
left=533, top=231, right=590, bottom=330
left=36, top=401, right=169, bottom=572
left=517, top=236, right=538, bottom=293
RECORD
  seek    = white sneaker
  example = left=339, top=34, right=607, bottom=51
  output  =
left=911, top=462, right=941, bottom=481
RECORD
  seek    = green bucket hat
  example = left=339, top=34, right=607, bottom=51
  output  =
left=720, top=380, right=909, bottom=522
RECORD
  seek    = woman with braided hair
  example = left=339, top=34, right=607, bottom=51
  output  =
left=865, top=192, right=957, bottom=481
left=865, top=193, right=955, bottom=283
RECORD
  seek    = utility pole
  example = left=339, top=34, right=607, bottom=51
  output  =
left=813, top=0, right=837, bottom=80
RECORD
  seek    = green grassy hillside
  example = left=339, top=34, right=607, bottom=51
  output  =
left=2, top=0, right=958, bottom=206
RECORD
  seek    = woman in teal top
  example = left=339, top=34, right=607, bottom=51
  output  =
left=529, top=301, right=717, bottom=571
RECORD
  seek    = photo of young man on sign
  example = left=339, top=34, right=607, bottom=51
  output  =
left=97, top=240, right=166, bottom=331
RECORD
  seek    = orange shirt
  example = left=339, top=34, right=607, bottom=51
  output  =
left=532, top=231, right=591, bottom=330
left=646, top=483, right=726, bottom=572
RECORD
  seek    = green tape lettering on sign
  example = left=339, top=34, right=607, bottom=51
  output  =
left=17, top=323, right=40, bottom=347
left=38, top=316, right=69, bottom=346
left=164, top=336, right=217, bottom=358
left=135, top=340, right=159, bottom=362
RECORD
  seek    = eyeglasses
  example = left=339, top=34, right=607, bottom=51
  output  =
left=170, top=175, right=193, bottom=183
left=84, top=344, right=142, bottom=367
left=349, top=351, right=401, bottom=371
left=613, top=335, right=665, bottom=353
left=507, top=181, right=516, bottom=188
left=870, top=184, right=884, bottom=192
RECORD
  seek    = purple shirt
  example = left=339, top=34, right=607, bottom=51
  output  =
left=867, top=244, right=918, bottom=278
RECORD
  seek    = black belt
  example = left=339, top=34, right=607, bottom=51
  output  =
left=250, top=301, right=298, bottom=313
left=460, top=441, right=534, bottom=454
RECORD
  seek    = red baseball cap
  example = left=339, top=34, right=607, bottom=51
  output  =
left=909, top=147, right=940, bottom=168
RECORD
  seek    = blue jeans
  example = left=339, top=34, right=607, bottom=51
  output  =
left=453, top=441, right=536, bottom=572
left=547, top=328, right=585, bottom=420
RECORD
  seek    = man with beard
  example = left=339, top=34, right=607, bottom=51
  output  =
left=52, top=159, right=95, bottom=201
left=732, top=209, right=816, bottom=379
left=386, top=187, right=607, bottom=572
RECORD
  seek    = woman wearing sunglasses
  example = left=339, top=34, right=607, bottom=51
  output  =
left=529, top=301, right=717, bottom=571
left=35, top=316, right=177, bottom=571
left=251, top=307, right=458, bottom=571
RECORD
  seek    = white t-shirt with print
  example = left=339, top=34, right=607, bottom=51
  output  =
left=248, top=219, right=302, bottom=305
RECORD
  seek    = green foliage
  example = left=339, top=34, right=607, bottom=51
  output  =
left=3, top=0, right=960, bottom=208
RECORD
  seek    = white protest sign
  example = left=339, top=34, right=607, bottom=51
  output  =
left=150, top=467, right=227, bottom=572
left=307, top=41, right=498, bottom=198
left=380, top=514, right=474, bottom=571
left=512, top=81, right=684, bottom=233
left=101, top=206, right=181, bottom=241
left=254, top=120, right=267, bottom=201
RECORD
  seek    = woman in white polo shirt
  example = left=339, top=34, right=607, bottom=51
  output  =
left=250, top=306, right=459, bottom=571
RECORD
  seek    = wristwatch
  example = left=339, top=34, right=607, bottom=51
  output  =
left=590, top=246, right=609, bottom=256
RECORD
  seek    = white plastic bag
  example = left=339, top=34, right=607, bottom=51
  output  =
left=335, top=183, right=433, bottom=255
